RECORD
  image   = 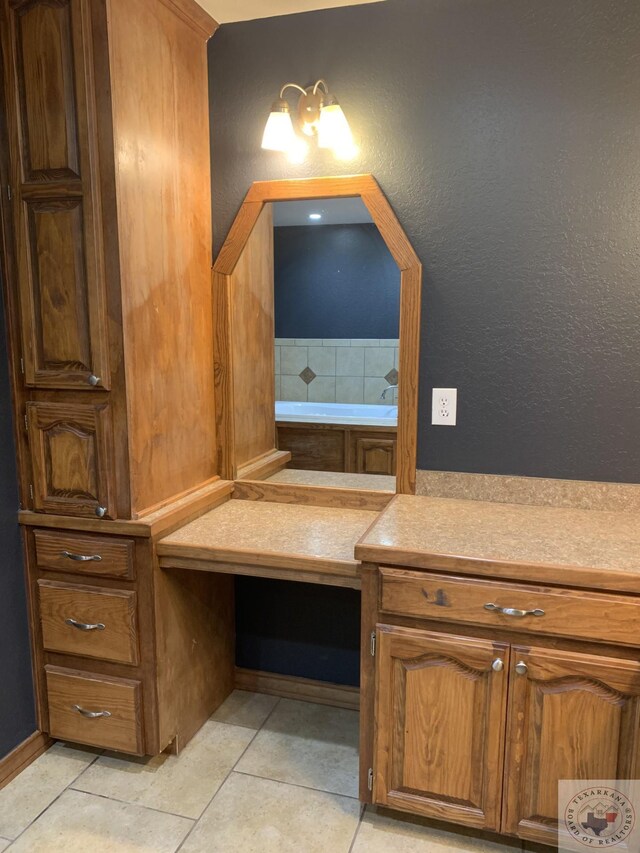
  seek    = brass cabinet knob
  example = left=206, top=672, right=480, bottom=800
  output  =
left=515, top=660, right=528, bottom=676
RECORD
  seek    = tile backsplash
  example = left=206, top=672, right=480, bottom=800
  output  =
left=275, top=338, right=399, bottom=404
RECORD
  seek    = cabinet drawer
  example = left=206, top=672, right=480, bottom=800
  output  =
left=45, top=666, right=143, bottom=754
left=34, top=530, right=135, bottom=579
left=380, top=568, right=640, bottom=647
left=38, top=580, right=138, bottom=664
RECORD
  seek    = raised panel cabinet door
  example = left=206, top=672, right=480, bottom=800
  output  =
left=503, top=646, right=640, bottom=846
left=26, top=401, right=116, bottom=518
left=374, top=624, right=510, bottom=830
left=4, top=0, right=110, bottom=389
left=353, top=436, right=396, bottom=475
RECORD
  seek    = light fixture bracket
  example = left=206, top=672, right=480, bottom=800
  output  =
left=297, top=87, right=325, bottom=136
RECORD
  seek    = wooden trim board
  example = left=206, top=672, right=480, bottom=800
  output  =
left=233, top=479, right=393, bottom=511
left=213, top=175, right=421, bottom=495
left=0, top=731, right=52, bottom=791
left=235, top=668, right=359, bottom=711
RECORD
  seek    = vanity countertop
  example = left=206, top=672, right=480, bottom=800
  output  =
left=157, top=498, right=379, bottom=586
left=355, top=494, right=640, bottom=593
left=263, top=469, right=396, bottom=492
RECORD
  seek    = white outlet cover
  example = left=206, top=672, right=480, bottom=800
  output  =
left=432, top=388, right=457, bottom=426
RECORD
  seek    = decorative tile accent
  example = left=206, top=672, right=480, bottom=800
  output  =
left=299, top=366, right=316, bottom=385
left=275, top=339, right=400, bottom=405
left=364, top=377, right=389, bottom=404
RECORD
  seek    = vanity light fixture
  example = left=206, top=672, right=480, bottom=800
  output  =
left=261, top=79, right=357, bottom=162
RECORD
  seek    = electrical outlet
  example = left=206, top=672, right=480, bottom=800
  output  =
left=432, top=388, right=457, bottom=426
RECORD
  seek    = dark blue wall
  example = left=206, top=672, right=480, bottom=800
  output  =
left=0, top=285, right=35, bottom=757
left=209, top=0, right=640, bottom=686
left=274, top=224, right=399, bottom=339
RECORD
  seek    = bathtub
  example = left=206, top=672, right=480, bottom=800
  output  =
left=275, top=401, right=398, bottom=427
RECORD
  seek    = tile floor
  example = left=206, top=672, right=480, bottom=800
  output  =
left=0, top=691, right=550, bottom=852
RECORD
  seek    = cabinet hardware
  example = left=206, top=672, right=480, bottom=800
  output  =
left=24, top=413, right=28, bottom=433
left=95, top=506, right=107, bottom=518
left=368, top=767, right=374, bottom=791
left=6, top=185, right=11, bottom=200
left=88, top=374, right=101, bottom=386
left=370, top=631, right=376, bottom=657
left=515, top=660, right=528, bottom=675
left=29, top=484, right=34, bottom=501
left=65, top=617, right=105, bottom=631
left=73, top=704, right=111, bottom=719
left=20, top=357, right=24, bottom=374
left=491, top=658, right=504, bottom=672
left=61, top=550, right=102, bottom=563
left=484, top=603, right=545, bottom=618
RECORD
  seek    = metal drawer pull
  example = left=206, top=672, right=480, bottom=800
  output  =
left=65, top=618, right=105, bottom=632
left=88, top=374, right=101, bottom=386
left=491, top=658, right=504, bottom=672
left=484, top=603, right=545, bottom=618
left=61, top=550, right=102, bottom=563
left=73, top=705, right=111, bottom=719
left=515, top=661, right=528, bottom=675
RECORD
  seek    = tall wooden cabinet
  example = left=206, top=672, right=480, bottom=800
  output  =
left=1, top=0, right=218, bottom=521
left=0, top=0, right=226, bottom=759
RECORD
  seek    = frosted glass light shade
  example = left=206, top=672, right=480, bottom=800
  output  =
left=317, top=103, right=355, bottom=155
left=261, top=108, right=296, bottom=152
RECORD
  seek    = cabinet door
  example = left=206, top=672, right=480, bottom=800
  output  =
left=503, top=646, right=640, bottom=846
left=352, top=434, right=396, bottom=475
left=27, top=401, right=116, bottom=518
left=4, top=0, right=110, bottom=389
left=374, top=625, right=509, bottom=830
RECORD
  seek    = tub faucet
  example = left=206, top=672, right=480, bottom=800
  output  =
left=380, top=384, right=398, bottom=400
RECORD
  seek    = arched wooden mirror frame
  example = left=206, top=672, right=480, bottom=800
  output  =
left=212, top=175, right=422, bottom=494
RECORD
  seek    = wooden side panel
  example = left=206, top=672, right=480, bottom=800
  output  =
left=107, top=0, right=216, bottom=514
left=154, top=565, right=235, bottom=752
left=227, top=204, right=275, bottom=473
left=503, top=646, right=640, bottom=846
left=6, top=0, right=110, bottom=389
left=26, top=401, right=117, bottom=518
left=374, top=625, right=509, bottom=830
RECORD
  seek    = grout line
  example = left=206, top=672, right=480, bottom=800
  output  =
left=232, top=769, right=360, bottom=801
left=347, top=802, right=367, bottom=853
left=2, top=744, right=103, bottom=844
left=174, top=706, right=269, bottom=853
left=63, top=788, right=196, bottom=824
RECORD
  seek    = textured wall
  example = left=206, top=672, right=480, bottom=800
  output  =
left=0, top=287, right=35, bottom=757
left=209, top=0, right=640, bottom=483
left=274, top=224, right=399, bottom=339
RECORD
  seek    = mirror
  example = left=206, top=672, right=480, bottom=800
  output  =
left=212, top=175, right=421, bottom=496
left=272, top=198, right=400, bottom=491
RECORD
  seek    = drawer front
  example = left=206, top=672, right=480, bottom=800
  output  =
left=38, top=580, right=138, bottom=664
left=380, top=568, right=640, bottom=647
left=34, top=530, right=135, bottom=579
left=45, top=667, right=143, bottom=754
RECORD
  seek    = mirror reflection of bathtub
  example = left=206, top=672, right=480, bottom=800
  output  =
left=276, top=400, right=398, bottom=477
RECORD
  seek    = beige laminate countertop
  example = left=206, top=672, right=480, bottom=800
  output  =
left=157, top=498, right=379, bottom=585
left=355, top=495, right=640, bottom=593
left=263, top=469, right=396, bottom=492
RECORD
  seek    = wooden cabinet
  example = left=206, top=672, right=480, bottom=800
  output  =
left=26, top=401, right=116, bottom=518
left=1, top=0, right=218, bottom=519
left=374, top=625, right=509, bottom=830
left=367, top=566, right=640, bottom=843
left=8, top=0, right=110, bottom=391
left=503, top=646, right=640, bottom=846
left=277, top=422, right=397, bottom=475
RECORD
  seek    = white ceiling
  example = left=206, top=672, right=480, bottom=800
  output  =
left=199, top=0, right=385, bottom=25
left=273, top=198, right=373, bottom=226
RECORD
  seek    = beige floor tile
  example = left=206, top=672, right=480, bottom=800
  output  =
left=234, top=698, right=359, bottom=797
left=0, top=742, right=99, bottom=840
left=71, top=720, right=255, bottom=819
left=0, top=837, right=10, bottom=852
left=210, top=690, right=279, bottom=729
left=181, top=771, right=361, bottom=853
left=10, top=789, right=192, bottom=853
left=352, top=808, right=523, bottom=852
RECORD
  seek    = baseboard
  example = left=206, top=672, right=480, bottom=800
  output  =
left=235, top=668, right=360, bottom=711
left=0, top=731, right=52, bottom=791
